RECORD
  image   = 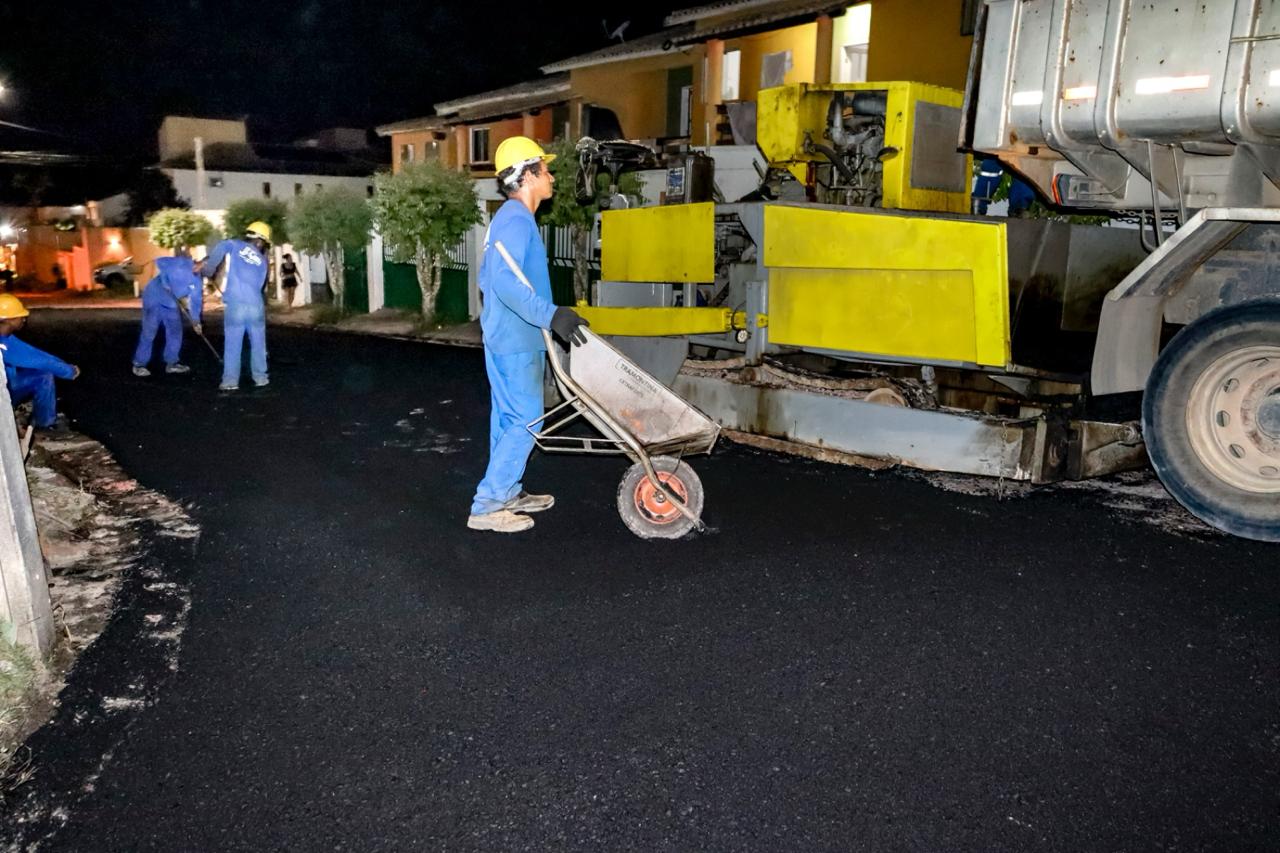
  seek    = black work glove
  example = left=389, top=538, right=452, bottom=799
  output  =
left=550, top=307, right=590, bottom=347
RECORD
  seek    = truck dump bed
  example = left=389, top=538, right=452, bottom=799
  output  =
left=969, top=0, right=1280, bottom=211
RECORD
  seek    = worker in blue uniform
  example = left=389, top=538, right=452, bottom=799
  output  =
left=132, top=253, right=203, bottom=377
left=199, top=221, right=272, bottom=390
left=468, top=136, right=590, bottom=533
left=0, top=294, right=79, bottom=431
left=974, top=156, right=1038, bottom=216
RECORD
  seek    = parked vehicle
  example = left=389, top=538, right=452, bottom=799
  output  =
left=93, top=257, right=138, bottom=292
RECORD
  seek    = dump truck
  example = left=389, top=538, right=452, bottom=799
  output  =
left=569, top=0, right=1280, bottom=544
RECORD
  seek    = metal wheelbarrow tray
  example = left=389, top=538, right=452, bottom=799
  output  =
left=531, top=327, right=720, bottom=539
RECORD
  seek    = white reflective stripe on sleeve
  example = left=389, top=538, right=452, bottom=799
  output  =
left=493, top=240, right=535, bottom=293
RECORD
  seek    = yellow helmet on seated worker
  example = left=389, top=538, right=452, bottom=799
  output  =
left=494, top=137, right=556, bottom=175
left=245, top=221, right=273, bottom=243
left=0, top=294, right=30, bottom=320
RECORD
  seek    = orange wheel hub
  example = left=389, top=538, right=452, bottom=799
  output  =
left=632, top=471, right=688, bottom=525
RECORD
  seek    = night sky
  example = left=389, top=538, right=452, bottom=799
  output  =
left=1, top=0, right=676, bottom=157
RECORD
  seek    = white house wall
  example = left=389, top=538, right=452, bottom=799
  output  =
left=165, top=169, right=375, bottom=211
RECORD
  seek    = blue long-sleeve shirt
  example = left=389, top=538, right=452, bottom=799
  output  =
left=142, top=256, right=203, bottom=321
left=201, top=238, right=267, bottom=306
left=478, top=200, right=558, bottom=355
left=0, top=334, right=76, bottom=387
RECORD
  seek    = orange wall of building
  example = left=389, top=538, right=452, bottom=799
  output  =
left=389, top=131, right=450, bottom=172
left=17, top=226, right=171, bottom=289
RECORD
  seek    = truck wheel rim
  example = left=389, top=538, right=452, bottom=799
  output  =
left=1185, top=345, right=1280, bottom=494
left=634, top=472, right=689, bottom=525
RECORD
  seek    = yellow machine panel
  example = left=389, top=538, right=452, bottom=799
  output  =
left=757, top=82, right=972, bottom=214
left=762, top=205, right=1010, bottom=367
left=600, top=203, right=716, bottom=283
left=575, top=307, right=735, bottom=337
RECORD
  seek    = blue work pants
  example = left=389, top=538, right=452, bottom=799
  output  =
left=9, top=368, right=57, bottom=427
left=470, top=349, right=545, bottom=515
left=223, top=301, right=268, bottom=386
left=133, top=307, right=184, bottom=367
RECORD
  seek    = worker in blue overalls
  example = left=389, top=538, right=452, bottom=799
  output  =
left=0, top=294, right=79, bottom=431
left=132, top=253, right=203, bottom=377
left=468, top=136, right=591, bottom=533
left=199, top=221, right=272, bottom=391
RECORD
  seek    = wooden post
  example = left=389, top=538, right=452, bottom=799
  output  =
left=454, top=126, right=469, bottom=170
left=815, top=15, right=835, bottom=85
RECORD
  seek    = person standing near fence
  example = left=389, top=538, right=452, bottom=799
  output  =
left=280, top=253, right=299, bottom=310
left=199, top=221, right=272, bottom=391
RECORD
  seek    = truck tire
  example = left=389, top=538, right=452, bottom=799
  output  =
left=1143, top=301, right=1280, bottom=542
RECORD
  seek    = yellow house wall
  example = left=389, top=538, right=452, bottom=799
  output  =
left=570, top=49, right=705, bottom=142
left=723, top=22, right=818, bottom=104
left=866, top=0, right=972, bottom=90
left=561, top=1, right=969, bottom=146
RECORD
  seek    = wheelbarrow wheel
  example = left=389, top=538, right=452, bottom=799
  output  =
left=616, top=456, right=704, bottom=540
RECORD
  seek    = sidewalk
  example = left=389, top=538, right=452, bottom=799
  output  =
left=268, top=305, right=482, bottom=348
left=13, top=290, right=484, bottom=347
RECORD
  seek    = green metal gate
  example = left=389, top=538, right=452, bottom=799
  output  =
left=380, top=238, right=469, bottom=322
left=343, top=247, right=369, bottom=313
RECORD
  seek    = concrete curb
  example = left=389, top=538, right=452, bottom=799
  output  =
left=267, top=309, right=483, bottom=349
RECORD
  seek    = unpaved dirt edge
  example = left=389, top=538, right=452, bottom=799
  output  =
left=1, top=435, right=198, bottom=851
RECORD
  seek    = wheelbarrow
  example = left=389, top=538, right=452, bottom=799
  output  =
left=530, top=325, right=720, bottom=539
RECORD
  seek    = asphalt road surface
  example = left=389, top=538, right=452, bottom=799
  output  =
left=4, top=310, right=1277, bottom=852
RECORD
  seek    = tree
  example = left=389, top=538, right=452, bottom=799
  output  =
left=223, top=198, right=289, bottom=243
left=13, top=169, right=51, bottom=226
left=147, top=209, right=215, bottom=251
left=124, top=169, right=186, bottom=226
left=286, top=187, right=372, bottom=310
left=541, top=138, right=645, bottom=303
left=371, top=161, right=481, bottom=322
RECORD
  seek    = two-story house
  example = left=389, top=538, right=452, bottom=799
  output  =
left=540, top=0, right=976, bottom=148
left=377, top=0, right=977, bottom=175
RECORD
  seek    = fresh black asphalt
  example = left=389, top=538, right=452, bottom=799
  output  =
left=4, top=310, right=1277, bottom=851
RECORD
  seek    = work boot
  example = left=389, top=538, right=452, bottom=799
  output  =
left=35, top=414, right=74, bottom=436
left=467, top=509, right=534, bottom=533
left=504, top=491, right=555, bottom=513
left=165, top=363, right=191, bottom=374
left=132, top=365, right=151, bottom=377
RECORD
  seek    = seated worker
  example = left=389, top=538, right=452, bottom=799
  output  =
left=0, top=294, right=79, bottom=430
left=133, top=253, right=203, bottom=377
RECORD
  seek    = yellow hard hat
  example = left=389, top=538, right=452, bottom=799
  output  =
left=0, top=294, right=29, bottom=320
left=494, top=137, right=556, bottom=174
left=245, top=221, right=273, bottom=243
